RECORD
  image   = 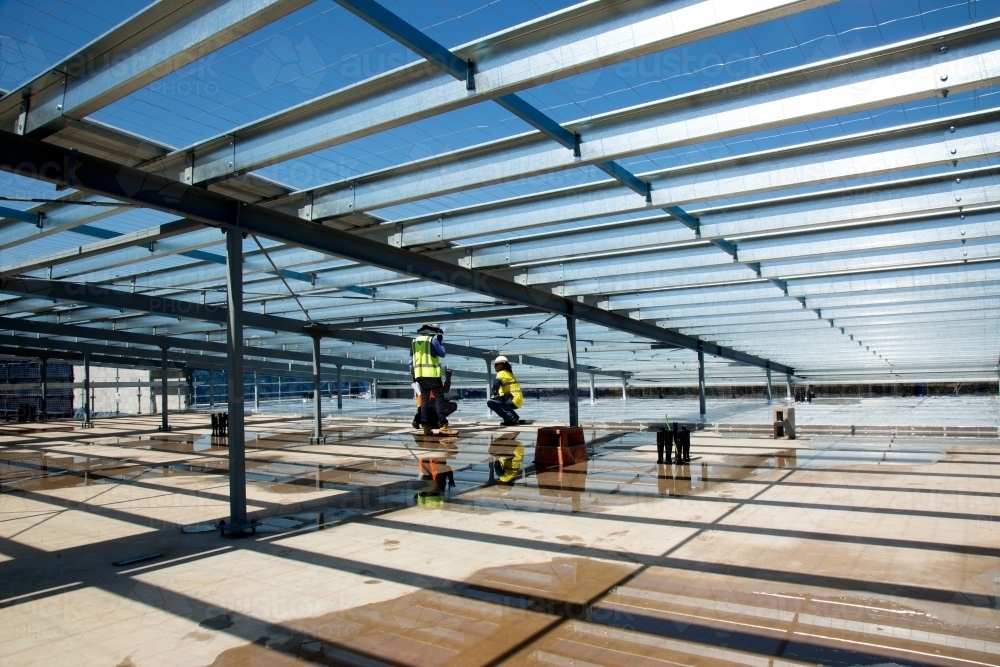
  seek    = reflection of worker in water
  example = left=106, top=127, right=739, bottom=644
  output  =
left=414, top=439, right=457, bottom=506
left=487, top=356, right=523, bottom=426
left=411, top=324, right=458, bottom=436
left=411, top=368, right=457, bottom=431
left=491, top=441, right=524, bottom=484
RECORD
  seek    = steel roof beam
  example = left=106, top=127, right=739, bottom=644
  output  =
left=23, top=122, right=1000, bottom=303
left=0, top=134, right=790, bottom=374
left=70, top=174, right=998, bottom=304
left=0, top=276, right=624, bottom=378
left=298, top=22, right=1000, bottom=223
left=0, top=335, right=403, bottom=382
left=0, top=194, right=125, bottom=249
left=0, top=315, right=483, bottom=380
left=140, top=164, right=1000, bottom=307
left=605, top=281, right=1000, bottom=311
left=339, top=0, right=678, bottom=217
left=0, top=219, right=203, bottom=277
left=0, top=0, right=314, bottom=137
left=137, top=0, right=830, bottom=186
left=379, top=118, right=1000, bottom=249
left=0, top=344, right=181, bottom=372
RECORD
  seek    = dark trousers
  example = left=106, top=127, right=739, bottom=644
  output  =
left=417, top=378, right=447, bottom=428
left=487, top=395, right=519, bottom=423
left=414, top=401, right=457, bottom=427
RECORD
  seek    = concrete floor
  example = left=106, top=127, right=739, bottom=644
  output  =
left=1, top=406, right=998, bottom=666
left=238, top=394, right=1000, bottom=428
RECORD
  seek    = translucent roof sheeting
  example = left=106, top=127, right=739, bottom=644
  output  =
left=0, top=0, right=999, bottom=387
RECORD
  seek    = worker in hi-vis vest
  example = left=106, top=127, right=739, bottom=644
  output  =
left=411, top=324, right=459, bottom=436
left=487, top=356, right=523, bottom=425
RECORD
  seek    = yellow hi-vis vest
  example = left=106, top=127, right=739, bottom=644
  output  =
left=496, top=369, right=523, bottom=408
left=411, top=335, right=442, bottom=379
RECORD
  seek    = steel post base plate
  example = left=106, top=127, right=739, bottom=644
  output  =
left=217, top=519, right=260, bottom=537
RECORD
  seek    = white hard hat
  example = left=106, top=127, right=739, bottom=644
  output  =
left=494, top=356, right=508, bottom=364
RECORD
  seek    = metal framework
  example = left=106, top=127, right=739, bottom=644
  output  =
left=1, top=0, right=999, bottom=525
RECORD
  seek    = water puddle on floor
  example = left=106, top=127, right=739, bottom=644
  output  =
left=0, top=451, right=155, bottom=490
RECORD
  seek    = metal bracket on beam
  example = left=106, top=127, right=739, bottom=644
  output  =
left=595, top=161, right=651, bottom=200
left=15, top=97, right=29, bottom=135
left=466, top=59, right=475, bottom=91
left=662, top=206, right=699, bottom=234
left=496, top=94, right=577, bottom=150
left=335, top=0, right=468, bottom=80
left=711, top=238, right=737, bottom=258
left=0, top=204, right=43, bottom=227
left=767, top=276, right=789, bottom=294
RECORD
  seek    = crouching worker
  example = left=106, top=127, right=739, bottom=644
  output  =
left=412, top=368, right=457, bottom=430
left=487, top=356, right=523, bottom=426
left=412, top=324, right=458, bottom=436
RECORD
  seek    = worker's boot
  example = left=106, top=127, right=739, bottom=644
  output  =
left=422, top=425, right=434, bottom=437
left=437, top=425, right=459, bottom=436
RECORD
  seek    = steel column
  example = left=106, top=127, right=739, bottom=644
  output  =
left=253, top=368, right=259, bottom=412
left=698, top=350, right=706, bottom=421
left=159, top=346, right=170, bottom=431
left=786, top=372, right=794, bottom=403
left=225, top=229, right=248, bottom=530
left=311, top=336, right=323, bottom=442
left=82, top=351, right=91, bottom=425
left=39, top=356, right=47, bottom=421
left=372, top=378, right=377, bottom=402
left=566, top=314, right=578, bottom=428
left=486, top=358, right=493, bottom=415
left=590, top=372, right=595, bottom=406
left=766, top=368, right=773, bottom=405
left=209, top=370, right=215, bottom=408
left=621, top=376, right=627, bottom=402
left=336, top=365, right=343, bottom=410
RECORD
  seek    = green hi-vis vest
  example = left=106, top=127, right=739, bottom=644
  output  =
left=411, top=335, right=442, bottom=379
